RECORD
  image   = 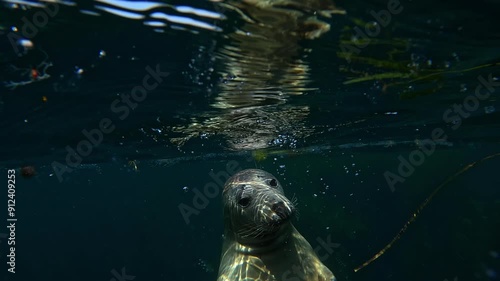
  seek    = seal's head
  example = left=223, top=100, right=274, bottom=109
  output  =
left=223, top=169, right=295, bottom=245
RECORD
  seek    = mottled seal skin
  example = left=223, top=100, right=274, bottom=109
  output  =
left=217, top=169, right=335, bottom=281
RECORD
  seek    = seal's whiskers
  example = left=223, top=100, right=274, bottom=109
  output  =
left=237, top=223, right=268, bottom=239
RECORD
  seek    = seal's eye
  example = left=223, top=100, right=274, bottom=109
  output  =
left=238, top=197, right=251, bottom=207
left=269, top=179, right=277, bottom=187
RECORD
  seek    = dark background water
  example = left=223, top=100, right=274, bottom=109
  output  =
left=0, top=0, right=499, bottom=281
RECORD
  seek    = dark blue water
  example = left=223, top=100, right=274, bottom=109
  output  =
left=0, top=0, right=499, bottom=281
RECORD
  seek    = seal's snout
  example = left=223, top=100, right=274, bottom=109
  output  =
left=271, top=200, right=293, bottom=222
left=272, top=201, right=286, bottom=216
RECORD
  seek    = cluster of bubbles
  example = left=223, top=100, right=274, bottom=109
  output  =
left=197, top=258, right=214, bottom=273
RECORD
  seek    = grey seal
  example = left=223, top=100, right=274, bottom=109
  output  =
left=217, top=169, right=336, bottom=281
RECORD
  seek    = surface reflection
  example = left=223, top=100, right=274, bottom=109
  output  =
left=1, top=0, right=345, bottom=151
left=172, top=0, right=345, bottom=150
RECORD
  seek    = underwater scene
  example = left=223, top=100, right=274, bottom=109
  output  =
left=0, top=0, right=499, bottom=281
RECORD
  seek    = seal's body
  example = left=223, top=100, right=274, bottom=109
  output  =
left=217, top=169, right=335, bottom=281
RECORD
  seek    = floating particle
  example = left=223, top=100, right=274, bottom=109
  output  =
left=128, top=160, right=138, bottom=171
left=17, top=38, right=34, bottom=50
left=75, top=67, right=84, bottom=75
left=20, top=166, right=36, bottom=178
